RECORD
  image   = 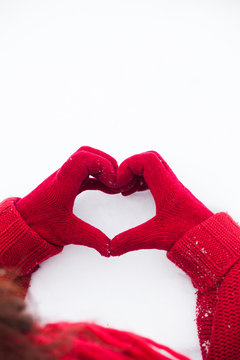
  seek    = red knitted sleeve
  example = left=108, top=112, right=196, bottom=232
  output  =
left=0, top=197, right=63, bottom=298
left=167, top=212, right=240, bottom=359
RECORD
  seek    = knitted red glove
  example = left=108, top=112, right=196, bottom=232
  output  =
left=110, top=151, right=213, bottom=255
left=15, top=146, right=118, bottom=257
left=77, top=146, right=119, bottom=195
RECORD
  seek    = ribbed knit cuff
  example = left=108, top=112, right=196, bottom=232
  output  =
left=0, top=197, right=63, bottom=277
left=167, top=212, right=240, bottom=291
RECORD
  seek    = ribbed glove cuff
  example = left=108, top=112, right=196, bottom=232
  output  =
left=167, top=212, right=240, bottom=291
left=0, top=197, right=63, bottom=276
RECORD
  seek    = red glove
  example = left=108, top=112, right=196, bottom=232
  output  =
left=110, top=151, right=213, bottom=256
left=15, top=146, right=118, bottom=257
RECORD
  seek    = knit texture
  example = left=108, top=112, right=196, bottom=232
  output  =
left=168, top=212, right=240, bottom=359
left=15, top=147, right=118, bottom=257
left=0, top=197, right=63, bottom=278
left=111, top=151, right=212, bottom=256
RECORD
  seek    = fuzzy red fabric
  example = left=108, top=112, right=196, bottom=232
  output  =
left=110, top=151, right=213, bottom=255
left=31, top=322, right=190, bottom=360
left=168, top=212, right=240, bottom=359
left=15, top=146, right=118, bottom=257
left=0, top=197, right=62, bottom=278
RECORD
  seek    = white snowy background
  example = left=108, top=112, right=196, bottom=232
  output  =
left=1, top=1, right=240, bottom=359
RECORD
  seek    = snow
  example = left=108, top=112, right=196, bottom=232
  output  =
left=1, top=1, right=240, bottom=359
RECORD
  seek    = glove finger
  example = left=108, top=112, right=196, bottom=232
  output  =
left=57, top=150, right=117, bottom=206
left=117, top=160, right=148, bottom=195
left=117, top=152, right=167, bottom=207
left=110, top=216, right=173, bottom=256
left=147, top=150, right=172, bottom=172
left=77, top=147, right=119, bottom=194
left=60, top=212, right=110, bottom=257
left=79, top=146, right=118, bottom=172
left=119, top=175, right=139, bottom=195
left=80, top=178, right=120, bottom=195
left=121, top=177, right=148, bottom=196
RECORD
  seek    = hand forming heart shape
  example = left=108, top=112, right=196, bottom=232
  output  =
left=6, top=146, right=239, bottom=360
left=15, top=146, right=213, bottom=261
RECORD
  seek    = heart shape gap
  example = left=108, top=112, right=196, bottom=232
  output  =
left=73, top=190, right=156, bottom=239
